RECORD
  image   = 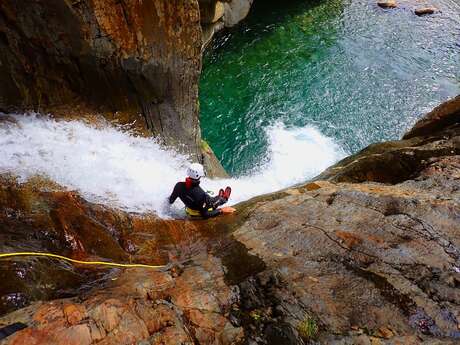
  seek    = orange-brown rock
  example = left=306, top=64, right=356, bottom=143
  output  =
left=0, top=173, right=234, bottom=318
left=0, top=0, right=227, bottom=177
left=1, top=97, right=459, bottom=344
left=0, top=262, right=242, bottom=345
left=0, top=174, right=168, bottom=315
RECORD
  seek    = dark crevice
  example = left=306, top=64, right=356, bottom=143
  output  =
left=342, top=260, right=416, bottom=317
left=216, top=238, right=266, bottom=286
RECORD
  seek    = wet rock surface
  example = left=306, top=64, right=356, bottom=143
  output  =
left=0, top=97, right=459, bottom=344
left=0, top=180, right=247, bottom=344
left=0, top=264, right=242, bottom=345
left=0, top=0, right=227, bottom=177
left=0, top=0, right=200, bottom=152
left=0, top=175, right=129, bottom=315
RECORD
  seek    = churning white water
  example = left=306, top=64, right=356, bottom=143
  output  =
left=0, top=114, right=345, bottom=217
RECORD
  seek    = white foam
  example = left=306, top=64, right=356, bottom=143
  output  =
left=207, top=125, right=346, bottom=205
left=0, top=114, right=345, bottom=217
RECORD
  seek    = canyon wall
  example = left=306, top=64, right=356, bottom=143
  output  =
left=0, top=0, right=228, bottom=176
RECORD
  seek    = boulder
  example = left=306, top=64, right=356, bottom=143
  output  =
left=415, top=7, right=437, bottom=16
left=404, top=95, right=460, bottom=139
left=224, top=0, right=254, bottom=27
left=377, top=0, right=397, bottom=8
left=200, top=1, right=225, bottom=24
left=316, top=95, right=460, bottom=184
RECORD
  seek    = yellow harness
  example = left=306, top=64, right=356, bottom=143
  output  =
left=185, top=207, right=213, bottom=217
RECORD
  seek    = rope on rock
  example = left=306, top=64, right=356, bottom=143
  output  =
left=0, top=252, right=165, bottom=269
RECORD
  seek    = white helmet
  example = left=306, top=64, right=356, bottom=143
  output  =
left=187, top=163, right=205, bottom=180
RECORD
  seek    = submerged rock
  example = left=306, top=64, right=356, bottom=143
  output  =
left=415, top=7, right=437, bottom=16
left=377, top=0, right=398, bottom=9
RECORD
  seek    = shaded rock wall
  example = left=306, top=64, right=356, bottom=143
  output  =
left=0, top=0, right=201, bottom=144
left=0, top=0, right=228, bottom=176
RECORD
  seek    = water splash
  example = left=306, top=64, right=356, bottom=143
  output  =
left=0, top=114, right=345, bottom=217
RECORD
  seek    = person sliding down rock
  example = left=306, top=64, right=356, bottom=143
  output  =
left=168, top=163, right=235, bottom=219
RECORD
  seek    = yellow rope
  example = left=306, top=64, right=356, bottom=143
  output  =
left=0, top=252, right=165, bottom=269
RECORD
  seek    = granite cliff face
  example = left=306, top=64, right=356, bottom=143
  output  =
left=199, top=0, right=254, bottom=47
left=0, top=96, right=459, bottom=344
left=0, top=0, right=228, bottom=176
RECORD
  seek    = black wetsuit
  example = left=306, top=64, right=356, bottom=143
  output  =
left=168, top=179, right=226, bottom=218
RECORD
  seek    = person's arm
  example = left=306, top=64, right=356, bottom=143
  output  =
left=200, top=207, right=223, bottom=219
left=168, top=183, right=181, bottom=204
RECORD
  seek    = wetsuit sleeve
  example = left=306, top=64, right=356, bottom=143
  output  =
left=168, top=183, right=181, bottom=204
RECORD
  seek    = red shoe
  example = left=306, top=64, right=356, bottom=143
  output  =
left=224, top=186, right=231, bottom=200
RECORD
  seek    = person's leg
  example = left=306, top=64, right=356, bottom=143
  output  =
left=209, top=195, right=227, bottom=209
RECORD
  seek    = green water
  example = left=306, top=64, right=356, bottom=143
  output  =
left=200, top=0, right=460, bottom=175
